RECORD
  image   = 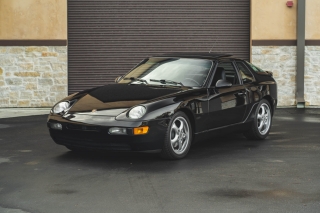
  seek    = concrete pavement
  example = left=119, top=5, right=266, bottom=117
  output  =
left=0, top=108, right=320, bottom=212
left=0, top=108, right=50, bottom=119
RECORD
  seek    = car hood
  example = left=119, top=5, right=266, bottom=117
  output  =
left=68, top=84, right=184, bottom=116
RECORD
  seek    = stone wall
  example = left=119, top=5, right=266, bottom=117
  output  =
left=252, top=46, right=320, bottom=107
left=1, top=45, right=319, bottom=108
left=252, top=46, right=297, bottom=106
left=0, top=46, right=67, bottom=107
left=305, top=46, right=320, bottom=106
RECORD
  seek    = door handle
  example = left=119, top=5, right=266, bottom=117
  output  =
left=237, top=92, right=245, bottom=96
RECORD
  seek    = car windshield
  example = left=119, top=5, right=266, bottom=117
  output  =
left=118, top=57, right=214, bottom=87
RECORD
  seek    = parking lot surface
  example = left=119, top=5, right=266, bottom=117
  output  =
left=0, top=108, right=320, bottom=213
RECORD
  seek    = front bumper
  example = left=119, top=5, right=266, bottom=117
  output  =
left=47, top=115, right=169, bottom=152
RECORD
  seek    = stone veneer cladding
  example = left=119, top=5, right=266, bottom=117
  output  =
left=252, top=46, right=297, bottom=106
left=252, top=46, right=320, bottom=107
left=0, top=46, right=67, bottom=107
left=0, top=46, right=319, bottom=107
left=305, top=46, right=320, bottom=106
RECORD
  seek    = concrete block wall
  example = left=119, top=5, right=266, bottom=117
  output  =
left=0, top=46, right=67, bottom=107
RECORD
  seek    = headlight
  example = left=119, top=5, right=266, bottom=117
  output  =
left=53, top=101, right=70, bottom=114
left=128, top=106, right=146, bottom=119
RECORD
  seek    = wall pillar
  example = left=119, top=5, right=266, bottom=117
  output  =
left=296, top=0, right=306, bottom=108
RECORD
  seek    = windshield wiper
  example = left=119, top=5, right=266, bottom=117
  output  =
left=150, top=79, right=184, bottom=86
left=124, top=77, right=148, bottom=85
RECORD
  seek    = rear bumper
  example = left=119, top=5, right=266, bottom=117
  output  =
left=48, top=116, right=169, bottom=152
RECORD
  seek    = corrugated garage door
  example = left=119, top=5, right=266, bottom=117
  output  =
left=68, top=0, right=250, bottom=94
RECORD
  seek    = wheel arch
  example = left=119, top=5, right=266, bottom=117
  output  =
left=263, top=95, right=275, bottom=116
left=178, top=107, right=196, bottom=136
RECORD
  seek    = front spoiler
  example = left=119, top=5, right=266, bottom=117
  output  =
left=47, top=115, right=169, bottom=152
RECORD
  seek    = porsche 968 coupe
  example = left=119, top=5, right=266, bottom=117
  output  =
left=47, top=52, right=277, bottom=159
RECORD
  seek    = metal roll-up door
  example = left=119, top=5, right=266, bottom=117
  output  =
left=68, top=0, right=250, bottom=94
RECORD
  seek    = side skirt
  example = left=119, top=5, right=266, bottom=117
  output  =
left=193, top=103, right=259, bottom=141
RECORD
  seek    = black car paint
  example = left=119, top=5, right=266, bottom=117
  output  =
left=48, top=56, right=277, bottom=152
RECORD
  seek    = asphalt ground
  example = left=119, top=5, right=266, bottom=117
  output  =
left=0, top=108, right=320, bottom=213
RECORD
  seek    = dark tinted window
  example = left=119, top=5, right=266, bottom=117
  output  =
left=245, top=61, right=266, bottom=73
left=236, top=62, right=254, bottom=83
left=214, top=62, right=239, bottom=86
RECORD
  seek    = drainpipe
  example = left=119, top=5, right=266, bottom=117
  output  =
left=296, top=0, right=306, bottom=108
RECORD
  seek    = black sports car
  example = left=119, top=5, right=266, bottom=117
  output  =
left=48, top=52, right=277, bottom=159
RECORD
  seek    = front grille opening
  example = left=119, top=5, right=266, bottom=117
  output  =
left=66, top=124, right=101, bottom=132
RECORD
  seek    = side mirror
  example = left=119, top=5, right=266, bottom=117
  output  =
left=215, top=79, right=232, bottom=88
left=115, top=76, right=122, bottom=83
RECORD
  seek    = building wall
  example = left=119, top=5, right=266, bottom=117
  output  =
left=252, top=0, right=320, bottom=107
left=0, top=46, right=67, bottom=107
left=252, top=0, right=297, bottom=40
left=252, top=46, right=296, bottom=106
left=305, top=46, right=320, bottom=106
left=252, top=0, right=320, bottom=40
left=0, top=0, right=67, bottom=107
left=0, top=0, right=67, bottom=40
left=252, top=45, right=320, bottom=106
left=0, top=0, right=319, bottom=107
left=306, top=0, right=320, bottom=39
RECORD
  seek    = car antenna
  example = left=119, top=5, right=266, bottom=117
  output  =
left=209, top=37, right=218, bottom=53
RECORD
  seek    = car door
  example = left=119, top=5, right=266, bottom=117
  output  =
left=206, top=61, right=247, bottom=129
left=235, top=61, right=258, bottom=117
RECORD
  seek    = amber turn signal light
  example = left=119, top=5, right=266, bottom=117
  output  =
left=133, top=126, right=149, bottom=135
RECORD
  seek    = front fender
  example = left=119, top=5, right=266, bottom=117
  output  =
left=115, top=100, right=181, bottom=121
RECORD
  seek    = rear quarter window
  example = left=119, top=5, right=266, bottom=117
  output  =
left=245, top=61, right=266, bottom=73
left=236, top=62, right=255, bottom=83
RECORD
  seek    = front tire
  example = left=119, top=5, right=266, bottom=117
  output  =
left=244, top=99, right=272, bottom=140
left=160, top=111, right=192, bottom=160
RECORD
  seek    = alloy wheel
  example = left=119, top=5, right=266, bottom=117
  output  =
left=170, top=116, right=190, bottom=155
left=257, top=103, right=271, bottom=135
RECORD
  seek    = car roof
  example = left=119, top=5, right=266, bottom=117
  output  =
left=153, top=52, right=233, bottom=59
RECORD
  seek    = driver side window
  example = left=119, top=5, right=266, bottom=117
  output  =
left=210, top=62, right=239, bottom=87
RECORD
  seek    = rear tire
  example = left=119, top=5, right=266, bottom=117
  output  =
left=160, top=111, right=192, bottom=160
left=244, top=99, right=272, bottom=140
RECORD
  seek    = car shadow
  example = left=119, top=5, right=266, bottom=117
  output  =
left=54, top=133, right=265, bottom=172
left=189, top=133, right=264, bottom=159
